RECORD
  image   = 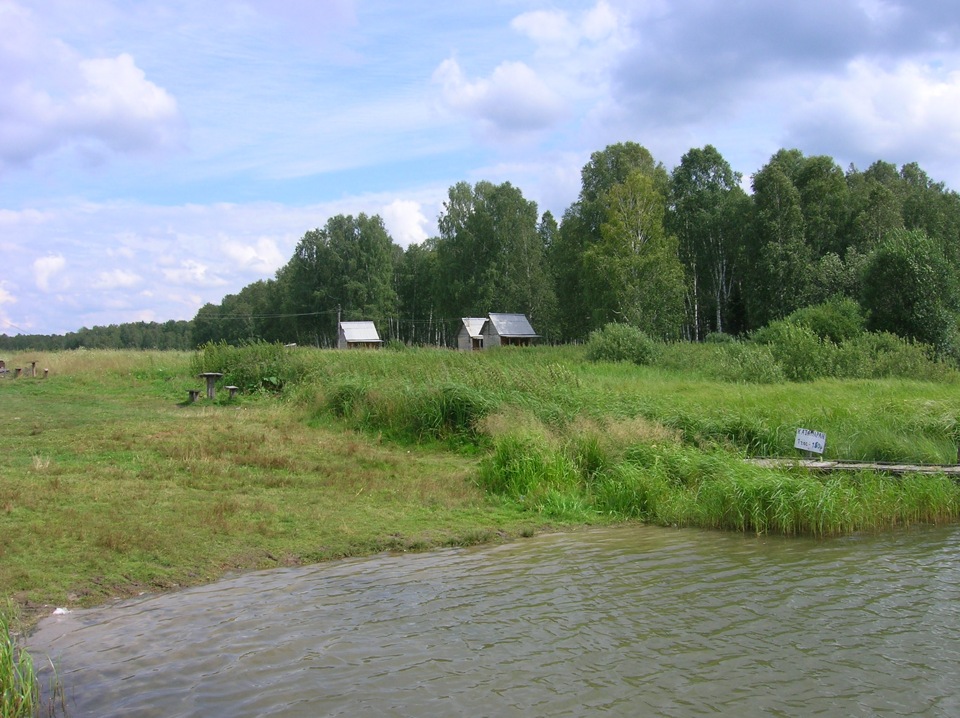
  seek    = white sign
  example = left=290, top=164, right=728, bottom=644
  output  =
left=795, top=428, right=826, bottom=454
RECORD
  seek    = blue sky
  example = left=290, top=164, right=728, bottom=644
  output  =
left=2, top=0, right=959, bottom=335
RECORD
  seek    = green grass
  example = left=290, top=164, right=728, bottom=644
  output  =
left=2, top=344, right=960, bottom=631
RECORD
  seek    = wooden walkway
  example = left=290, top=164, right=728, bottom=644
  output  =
left=746, top=458, right=960, bottom=477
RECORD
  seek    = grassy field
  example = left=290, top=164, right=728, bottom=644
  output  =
left=2, top=344, right=960, bottom=631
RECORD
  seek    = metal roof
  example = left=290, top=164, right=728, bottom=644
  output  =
left=461, top=317, right=487, bottom=339
left=340, top=321, right=382, bottom=343
left=486, top=313, right=539, bottom=337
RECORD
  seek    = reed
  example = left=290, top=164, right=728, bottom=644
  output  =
left=1, top=606, right=64, bottom=718
left=1, top=609, right=38, bottom=718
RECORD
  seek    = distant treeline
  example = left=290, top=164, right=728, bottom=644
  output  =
left=7, top=142, right=960, bottom=355
left=0, top=320, right=193, bottom=352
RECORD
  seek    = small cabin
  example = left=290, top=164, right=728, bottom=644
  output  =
left=337, top=321, right=383, bottom=349
left=457, top=318, right=487, bottom=351
left=481, top=313, right=539, bottom=348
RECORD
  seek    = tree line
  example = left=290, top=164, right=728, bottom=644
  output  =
left=5, top=142, right=960, bottom=355
left=0, top=320, right=193, bottom=352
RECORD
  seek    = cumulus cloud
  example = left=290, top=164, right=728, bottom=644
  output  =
left=433, top=58, right=565, bottom=137
left=0, top=2, right=182, bottom=170
left=784, top=58, right=960, bottom=174
left=33, top=254, right=66, bottom=292
left=381, top=200, right=428, bottom=247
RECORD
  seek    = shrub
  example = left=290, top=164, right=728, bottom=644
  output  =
left=585, top=323, right=658, bottom=365
left=751, top=321, right=831, bottom=381
left=191, top=340, right=301, bottom=393
left=785, top=297, right=865, bottom=343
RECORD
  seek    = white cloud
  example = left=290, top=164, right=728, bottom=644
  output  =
left=381, top=199, right=428, bottom=247
left=511, top=1, right=618, bottom=47
left=510, top=10, right=577, bottom=48
left=70, top=53, right=180, bottom=152
left=162, top=260, right=227, bottom=288
left=787, top=58, right=960, bottom=168
left=220, top=237, right=286, bottom=274
left=92, top=269, right=141, bottom=289
left=33, top=254, right=66, bottom=292
left=0, top=2, right=182, bottom=170
left=433, top=58, right=565, bottom=137
left=0, top=282, right=15, bottom=304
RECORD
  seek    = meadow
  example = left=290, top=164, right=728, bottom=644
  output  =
left=2, top=340, right=960, bottom=636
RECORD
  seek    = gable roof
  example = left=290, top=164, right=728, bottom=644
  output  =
left=339, top=321, right=382, bottom=343
left=486, top=313, right=539, bottom=338
left=460, top=317, right=487, bottom=339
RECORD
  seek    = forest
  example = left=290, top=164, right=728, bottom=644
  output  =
left=4, top=142, right=960, bottom=356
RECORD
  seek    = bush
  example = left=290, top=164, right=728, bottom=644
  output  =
left=585, top=323, right=658, bottom=365
left=785, top=297, right=865, bottom=343
left=191, top=340, right=301, bottom=393
left=751, top=321, right=831, bottom=381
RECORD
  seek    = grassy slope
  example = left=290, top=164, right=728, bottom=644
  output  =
left=0, top=351, right=558, bottom=628
left=2, top=346, right=959, bottom=627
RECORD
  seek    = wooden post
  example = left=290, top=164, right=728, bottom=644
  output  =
left=29, top=361, right=37, bottom=377
left=13, top=368, right=21, bottom=378
left=198, top=372, right=223, bottom=400
left=43, top=368, right=49, bottom=379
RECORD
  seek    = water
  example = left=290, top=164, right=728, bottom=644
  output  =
left=28, top=525, right=960, bottom=717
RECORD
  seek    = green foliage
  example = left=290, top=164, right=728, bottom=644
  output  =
left=784, top=297, right=865, bottom=343
left=191, top=341, right=303, bottom=393
left=861, top=229, right=960, bottom=353
left=585, top=323, right=658, bottom=365
left=751, top=321, right=830, bottom=381
left=670, top=145, right=748, bottom=339
left=583, top=170, right=686, bottom=337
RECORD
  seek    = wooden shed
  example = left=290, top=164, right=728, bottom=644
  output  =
left=457, top=318, right=487, bottom=351
left=481, top=313, right=539, bottom=348
left=337, top=321, right=383, bottom=349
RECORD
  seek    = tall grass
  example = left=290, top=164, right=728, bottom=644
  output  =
left=1, top=610, right=38, bottom=718
left=1, top=607, right=64, bottom=718
left=483, top=433, right=960, bottom=536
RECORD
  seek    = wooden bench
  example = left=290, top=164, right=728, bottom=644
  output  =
left=187, top=389, right=201, bottom=402
left=226, top=385, right=239, bottom=399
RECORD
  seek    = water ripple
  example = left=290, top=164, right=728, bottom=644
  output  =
left=29, top=525, right=960, bottom=717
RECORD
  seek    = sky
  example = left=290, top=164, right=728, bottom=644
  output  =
left=1, top=0, right=959, bottom=336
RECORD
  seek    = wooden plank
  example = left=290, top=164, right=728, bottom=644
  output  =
left=745, top=458, right=960, bottom=477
